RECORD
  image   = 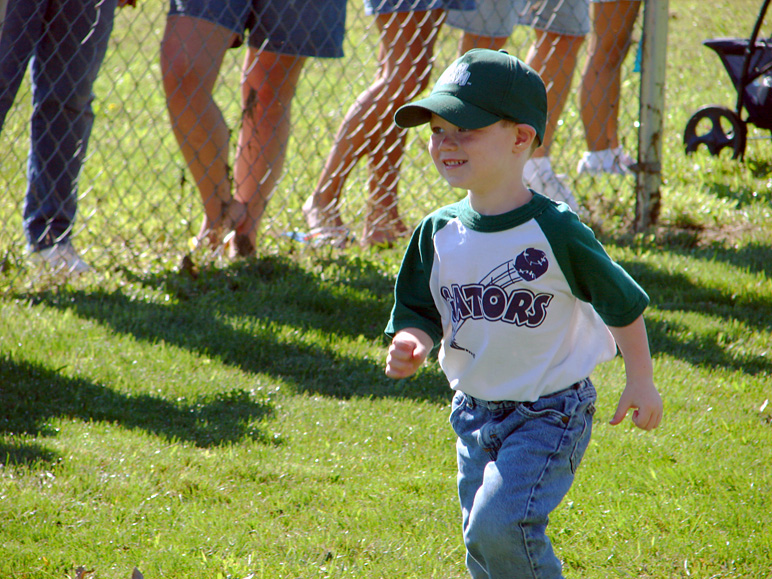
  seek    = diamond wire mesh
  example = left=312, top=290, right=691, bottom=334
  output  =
left=0, top=0, right=648, bottom=289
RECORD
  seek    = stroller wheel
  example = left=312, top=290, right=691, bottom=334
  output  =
left=683, top=105, right=747, bottom=159
left=684, top=106, right=747, bottom=159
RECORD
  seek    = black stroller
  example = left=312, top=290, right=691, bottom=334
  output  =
left=683, top=0, right=772, bottom=159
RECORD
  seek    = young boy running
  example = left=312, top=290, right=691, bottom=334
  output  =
left=384, top=49, right=663, bottom=578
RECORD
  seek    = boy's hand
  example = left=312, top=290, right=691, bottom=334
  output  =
left=385, top=329, right=432, bottom=379
left=609, top=378, right=663, bottom=431
left=607, top=316, right=662, bottom=431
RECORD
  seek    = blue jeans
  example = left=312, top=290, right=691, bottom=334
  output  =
left=449, top=379, right=596, bottom=579
left=0, top=0, right=117, bottom=251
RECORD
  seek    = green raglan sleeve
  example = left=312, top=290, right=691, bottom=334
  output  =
left=539, top=206, right=650, bottom=327
left=384, top=216, right=444, bottom=345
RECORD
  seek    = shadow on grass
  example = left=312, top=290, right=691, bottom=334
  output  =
left=616, top=249, right=772, bottom=375
left=0, top=352, right=274, bottom=465
left=19, top=242, right=771, bottom=443
left=681, top=240, right=772, bottom=281
left=0, top=438, right=58, bottom=467
left=704, top=175, right=772, bottom=209
left=21, top=255, right=450, bottom=404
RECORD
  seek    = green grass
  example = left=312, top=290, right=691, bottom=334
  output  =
left=2, top=0, right=772, bottom=577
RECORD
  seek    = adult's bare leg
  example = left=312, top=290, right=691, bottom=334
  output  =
left=525, top=30, right=584, bottom=159
left=232, top=50, right=306, bottom=255
left=457, top=31, right=507, bottom=54
left=303, top=10, right=445, bottom=246
left=160, top=15, right=242, bottom=247
left=579, top=0, right=640, bottom=151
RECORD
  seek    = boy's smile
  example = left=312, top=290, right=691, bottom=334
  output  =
left=428, top=114, right=532, bottom=214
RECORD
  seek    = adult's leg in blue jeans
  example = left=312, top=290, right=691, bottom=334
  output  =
left=21, top=0, right=117, bottom=250
left=0, top=1, right=44, bottom=128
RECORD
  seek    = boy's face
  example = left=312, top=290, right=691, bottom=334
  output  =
left=428, top=114, right=523, bottom=195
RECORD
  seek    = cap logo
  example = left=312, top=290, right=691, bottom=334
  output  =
left=437, top=62, right=471, bottom=87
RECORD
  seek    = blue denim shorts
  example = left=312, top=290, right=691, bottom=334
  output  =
left=168, top=0, right=347, bottom=57
left=365, top=0, right=475, bottom=16
left=446, top=0, right=590, bottom=37
left=449, top=379, right=596, bottom=578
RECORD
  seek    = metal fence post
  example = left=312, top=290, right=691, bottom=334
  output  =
left=635, top=0, right=669, bottom=231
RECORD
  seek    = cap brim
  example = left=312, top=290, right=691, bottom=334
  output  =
left=394, top=93, right=502, bottom=129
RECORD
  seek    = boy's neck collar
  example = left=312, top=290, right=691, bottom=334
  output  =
left=467, top=185, right=533, bottom=216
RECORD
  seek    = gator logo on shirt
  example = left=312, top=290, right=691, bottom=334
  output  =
left=439, top=248, right=553, bottom=357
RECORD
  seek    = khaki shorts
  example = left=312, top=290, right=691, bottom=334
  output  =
left=446, top=0, right=590, bottom=38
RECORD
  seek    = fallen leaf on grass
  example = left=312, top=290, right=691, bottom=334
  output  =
left=68, top=567, right=94, bottom=579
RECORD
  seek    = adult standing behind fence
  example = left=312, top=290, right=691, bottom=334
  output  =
left=446, top=0, right=590, bottom=211
left=577, top=0, right=640, bottom=176
left=160, top=0, right=347, bottom=258
left=0, top=0, right=135, bottom=275
left=301, top=0, right=474, bottom=248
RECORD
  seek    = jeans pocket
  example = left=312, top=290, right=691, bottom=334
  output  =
left=449, top=391, right=467, bottom=433
left=569, top=404, right=594, bottom=474
left=516, top=400, right=572, bottom=427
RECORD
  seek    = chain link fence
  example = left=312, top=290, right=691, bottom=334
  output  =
left=0, top=0, right=648, bottom=289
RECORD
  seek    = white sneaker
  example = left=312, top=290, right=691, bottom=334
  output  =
left=577, top=146, right=634, bottom=176
left=31, top=241, right=91, bottom=275
left=523, top=157, right=579, bottom=211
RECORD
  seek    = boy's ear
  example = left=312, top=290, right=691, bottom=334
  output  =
left=513, top=124, right=537, bottom=152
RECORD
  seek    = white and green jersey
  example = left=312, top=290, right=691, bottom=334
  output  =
left=386, top=193, right=649, bottom=402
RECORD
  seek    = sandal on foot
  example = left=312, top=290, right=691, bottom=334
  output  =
left=360, top=222, right=409, bottom=249
left=302, top=197, right=344, bottom=230
left=308, top=226, right=352, bottom=248
left=228, top=233, right=255, bottom=259
left=189, top=198, right=247, bottom=253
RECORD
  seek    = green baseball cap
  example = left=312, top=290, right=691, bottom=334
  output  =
left=394, top=49, right=547, bottom=144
